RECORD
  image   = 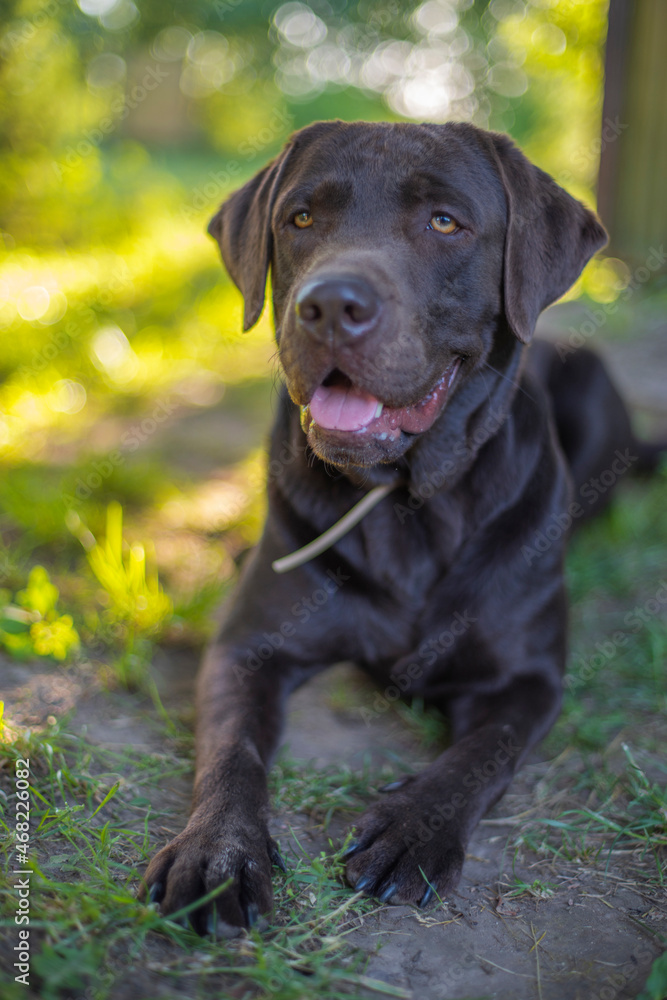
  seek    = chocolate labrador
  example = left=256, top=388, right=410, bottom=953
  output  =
left=143, top=120, right=660, bottom=932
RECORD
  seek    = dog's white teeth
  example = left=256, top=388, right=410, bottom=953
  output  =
left=375, top=403, right=384, bottom=418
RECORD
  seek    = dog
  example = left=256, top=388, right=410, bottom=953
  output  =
left=143, top=120, right=661, bottom=933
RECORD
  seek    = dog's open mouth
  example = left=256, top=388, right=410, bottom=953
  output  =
left=302, top=359, right=461, bottom=441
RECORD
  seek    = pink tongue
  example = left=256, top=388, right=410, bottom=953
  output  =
left=309, top=384, right=380, bottom=431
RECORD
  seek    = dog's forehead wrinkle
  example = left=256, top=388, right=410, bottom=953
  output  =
left=287, top=120, right=505, bottom=216
left=297, top=177, right=355, bottom=211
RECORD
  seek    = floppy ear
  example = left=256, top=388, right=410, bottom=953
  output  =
left=490, top=134, right=608, bottom=343
left=208, top=147, right=292, bottom=331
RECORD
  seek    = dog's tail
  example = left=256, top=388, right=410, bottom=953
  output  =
left=630, top=437, right=667, bottom=475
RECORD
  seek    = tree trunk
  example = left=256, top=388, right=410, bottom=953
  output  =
left=598, top=0, right=667, bottom=265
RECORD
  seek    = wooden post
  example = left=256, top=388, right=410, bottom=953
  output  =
left=598, top=0, right=667, bottom=264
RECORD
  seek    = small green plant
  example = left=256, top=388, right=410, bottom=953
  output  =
left=0, top=565, right=79, bottom=661
left=67, top=501, right=172, bottom=688
left=503, top=877, right=556, bottom=900
left=68, top=501, right=171, bottom=636
left=637, top=950, right=667, bottom=1000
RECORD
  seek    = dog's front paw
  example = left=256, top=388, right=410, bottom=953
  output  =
left=141, top=815, right=284, bottom=934
left=344, top=779, right=465, bottom=907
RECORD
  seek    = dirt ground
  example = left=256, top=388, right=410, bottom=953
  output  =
left=2, top=649, right=664, bottom=1000
left=282, top=670, right=664, bottom=1000
left=3, top=302, right=666, bottom=999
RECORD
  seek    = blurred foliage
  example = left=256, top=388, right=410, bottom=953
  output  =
left=2, top=0, right=609, bottom=247
left=0, top=0, right=612, bottom=456
left=0, top=0, right=646, bottom=671
left=638, top=952, right=667, bottom=1000
left=68, top=501, right=171, bottom=635
left=0, top=565, right=80, bottom=660
left=65, top=500, right=172, bottom=686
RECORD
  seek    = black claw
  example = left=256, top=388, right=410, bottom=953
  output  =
left=342, top=839, right=361, bottom=857
left=379, top=883, right=397, bottom=903
left=355, top=876, right=372, bottom=891
left=419, top=885, right=435, bottom=908
left=148, top=882, right=163, bottom=903
left=245, top=902, right=259, bottom=927
left=270, top=847, right=287, bottom=872
left=378, top=779, right=405, bottom=793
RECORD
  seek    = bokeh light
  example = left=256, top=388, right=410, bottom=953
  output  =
left=0, top=0, right=615, bottom=520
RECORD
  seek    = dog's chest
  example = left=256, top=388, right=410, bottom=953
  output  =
left=356, top=490, right=464, bottom=625
left=365, top=486, right=462, bottom=574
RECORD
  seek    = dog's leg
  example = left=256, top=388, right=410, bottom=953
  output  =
left=143, top=639, right=297, bottom=932
left=344, top=672, right=562, bottom=906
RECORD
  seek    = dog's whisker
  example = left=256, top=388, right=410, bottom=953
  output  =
left=481, top=360, right=537, bottom=404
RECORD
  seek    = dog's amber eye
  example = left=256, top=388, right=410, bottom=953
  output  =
left=430, top=214, right=458, bottom=235
left=294, top=211, right=313, bottom=228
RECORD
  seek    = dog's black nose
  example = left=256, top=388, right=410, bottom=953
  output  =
left=296, top=277, right=381, bottom=342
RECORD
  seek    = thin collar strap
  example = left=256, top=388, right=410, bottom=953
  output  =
left=271, top=482, right=400, bottom=574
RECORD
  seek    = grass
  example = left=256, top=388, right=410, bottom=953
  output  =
left=2, top=474, right=665, bottom=997
left=2, top=25, right=664, bottom=987
left=1, top=472, right=666, bottom=998
left=500, top=875, right=556, bottom=901
left=0, top=720, right=410, bottom=1000
left=1, top=473, right=666, bottom=998
left=270, top=754, right=403, bottom=828
left=499, top=474, right=667, bottom=891
left=0, top=263, right=665, bottom=996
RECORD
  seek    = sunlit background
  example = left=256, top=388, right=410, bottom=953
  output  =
left=2, top=8, right=667, bottom=995
left=0, top=0, right=665, bottom=672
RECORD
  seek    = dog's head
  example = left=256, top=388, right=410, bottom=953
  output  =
left=209, top=121, right=606, bottom=469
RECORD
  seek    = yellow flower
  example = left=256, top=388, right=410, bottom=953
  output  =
left=30, top=615, right=79, bottom=661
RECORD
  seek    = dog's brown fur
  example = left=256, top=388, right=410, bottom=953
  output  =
left=143, top=121, right=658, bottom=932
